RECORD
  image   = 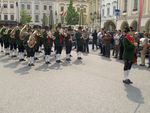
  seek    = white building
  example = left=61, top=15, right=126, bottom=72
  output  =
left=0, top=0, right=18, bottom=22
left=101, top=0, right=118, bottom=31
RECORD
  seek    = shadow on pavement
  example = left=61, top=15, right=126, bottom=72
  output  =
left=124, top=84, right=144, bottom=104
left=35, top=63, right=50, bottom=71
left=49, top=62, right=61, bottom=70
left=14, top=66, right=31, bottom=75
left=73, top=59, right=83, bottom=65
left=4, top=61, right=20, bottom=69
left=100, top=56, right=112, bottom=61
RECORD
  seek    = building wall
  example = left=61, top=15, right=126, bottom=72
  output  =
left=117, top=0, right=150, bottom=33
left=101, top=0, right=118, bottom=31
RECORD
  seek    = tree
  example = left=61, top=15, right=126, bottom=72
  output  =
left=65, top=0, right=79, bottom=25
left=42, top=14, right=48, bottom=26
left=20, top=9, right=32, bottom=24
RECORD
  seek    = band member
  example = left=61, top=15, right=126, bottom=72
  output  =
left=9, top=26, right=18, bottom=57
left=54, top=26, right=64, bottom=63
left=123, top=27, right=137, bottom=84
left=64, top=27, right=72, bottom=61
left=0, top=26, right=6, bottom=52
left=3, top=27, right=10, bottom=55
left=42, top=26, right=53, bottom=64
left=25, top=30, right=37, bottom=66
left=34, top=29, right=42, bottom=60
left=18, top=25, right=28, bottom=62
left=75, top=26, right=84, bottom=60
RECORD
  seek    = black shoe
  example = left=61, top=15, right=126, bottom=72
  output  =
left=66, top=58, right=71, bottom=61
left=127, top=79, right=133, bottom=84
left=13, top=55, right=17, bottom=57
left=5, top=53, right=9, bottom=55
left=28, top=64, right=31, bottom=66
left=19, top=59, right=25, bottom=62
left=34, top=57, right=39, bottom=60
left=46, top=62, right=51, bottom=64
left=140, top=64, right=145, bottom=66
left=77, top=57, right=82, bottom=60
left=1, top=50, right=4, bottom=52
left=56, top=60, right=60, bottom=63
left=70, top=55, right=72, bottom=57
left=123, top=80, right=130, bottom=85
left=38, top=51, right=42, bottom=53
left=31, top=64, right=35, bottom=66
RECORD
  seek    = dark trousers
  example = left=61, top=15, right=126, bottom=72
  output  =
left=27, top=49, right=35, bottom=57
left=4, top=40, right=9, bottom=49
left=92, top=40, right=98, bottom=50
left=66, top=45, right=72, bottom=54
left=105, top=44, right=110, bottom=57
left=99, top=42, right=103, bottom=54
left=77, top=45, right=83, bottom=52
left=102, top=44, right=106, bottom=56
left=44, top=47, right=51, bottom=55
left=83, top=40, right=89, bottom=53
left=0, top=38, right=3, bottom=47
left=56, top=46, right=63, bottom=54
left=119, top=46, right=124, bottom=60
left=18, top=45, right=25, bottom=52
left=10, top=42, right=17, bottom=50
left=124, top=60, right=133, bottom=71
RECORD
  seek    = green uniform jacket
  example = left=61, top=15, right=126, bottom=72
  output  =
left=54, top=31, right=64, bottom=46
left=123, top=38, right=135, bottom=61
left=75, top=32, right=83, bottom=46
left=42, top=31, right=53, bottom=49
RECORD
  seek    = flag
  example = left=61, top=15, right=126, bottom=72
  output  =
left=138, top=0, right=143, bottom=32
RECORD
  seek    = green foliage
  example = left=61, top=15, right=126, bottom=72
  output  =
left=42, top=15, right=48, bottom=26
left=65, top=0, right=79, bottom=25
left=20, top=9, right=32, bottom=24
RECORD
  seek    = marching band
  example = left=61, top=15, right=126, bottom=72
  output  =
left=0, top=24, right=85, bottom=66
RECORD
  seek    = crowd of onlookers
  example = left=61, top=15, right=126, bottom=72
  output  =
left=89, top=28, right=150, bottom=68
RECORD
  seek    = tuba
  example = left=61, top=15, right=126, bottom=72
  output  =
left=10, top=27, right=17, bottom=38
left=20, top=25, right=28, bottom=40
left=27, top=30, right=37, bottom=48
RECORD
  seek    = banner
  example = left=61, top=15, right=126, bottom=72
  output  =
left=138, top=0, right=143, bottom=32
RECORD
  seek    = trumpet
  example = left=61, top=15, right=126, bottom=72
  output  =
left=10, top=27, right=17, bottom=38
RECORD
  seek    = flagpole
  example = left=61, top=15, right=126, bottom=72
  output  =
left=138, top=0, right=143, bottom=32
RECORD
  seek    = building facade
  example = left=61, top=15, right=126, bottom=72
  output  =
left=117, top=0, right=150, bottom=33
left=0, top=0, right=101, bottom=27
left=101, top=0, right=118, bottom=31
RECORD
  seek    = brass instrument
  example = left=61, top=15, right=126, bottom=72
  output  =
left=10, top=27, right=16, bottom=38
left=20, top=25, right=28, bottom=40
left=47, top=31, right=55, bottom=40
left=27, top=30, right=37, bottom=48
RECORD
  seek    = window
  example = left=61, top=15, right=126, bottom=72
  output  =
left=133, top=0, right=138, bottom=11
left=27, top=4, right=30, bottom=10
left=44, top=5, right=47, bottom=10
left=123, top=0, right=128, bottom=12
left=35, top=15, right=39, bottom=22
left=21, top=4, right=25, bottom=9
left=61, top=6, right=64, bottom=11
left=113, top=6, right=116, bottom=15
left=4, top=15, right=8, bottom=20
left=10, top=15, right=14, bottom=20
left=35, top=5, right=39, bottom=10
left=49, top=6, right=52, bottom=10
left=10, top=4, right=14, bottom=8
left=107, top=8, right=110, bottom=16
left=3, top=4, right=7, bottom=8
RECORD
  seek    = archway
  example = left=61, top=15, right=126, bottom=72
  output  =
left=104, top=20, right=116, bottom=31
left=145, top=19, right=150, bottom=34
left=120, top=21, right=129, bottom=31
left=130, top=20, right=138, bottom=31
